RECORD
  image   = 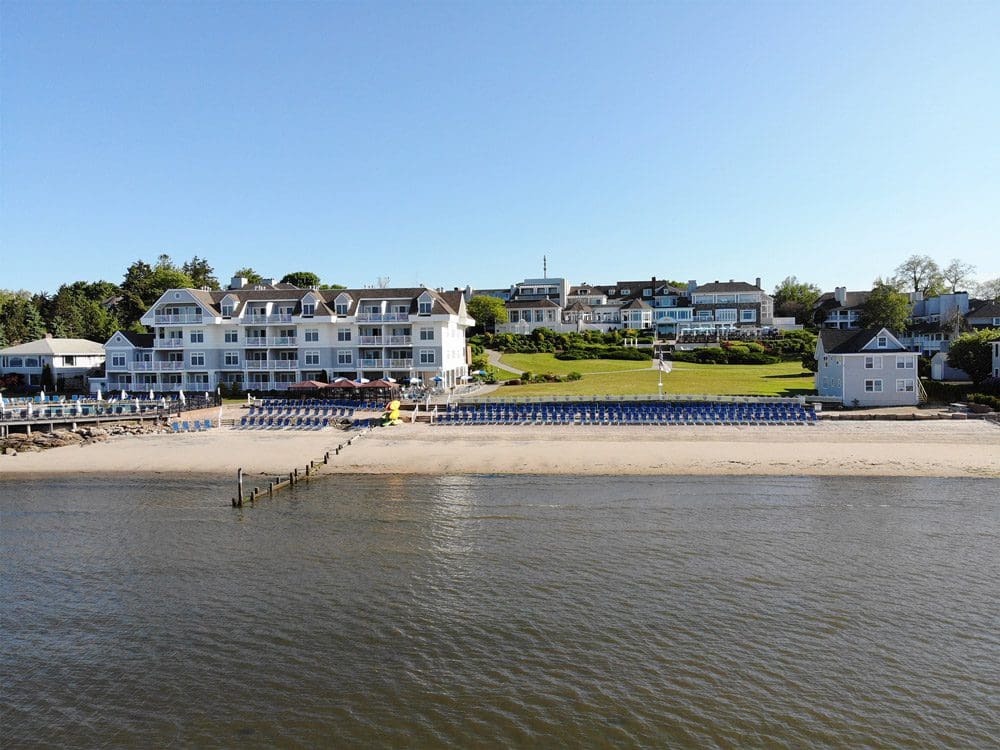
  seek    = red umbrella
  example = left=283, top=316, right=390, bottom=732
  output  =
left=324, top=380, right=357, bottom=389
left=288, top=380, right=328, bottom=390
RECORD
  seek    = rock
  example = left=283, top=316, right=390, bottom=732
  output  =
left=3, top=447, right=16, bottom=456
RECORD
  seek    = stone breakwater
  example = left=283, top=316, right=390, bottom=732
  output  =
left=1, top=422, right=171, bottom=456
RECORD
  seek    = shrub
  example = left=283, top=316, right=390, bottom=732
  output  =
left=566, top=371, right=582, bottom=381
left=967, top=393, right=1000, bottom=411
left=920, top=378, right=973, bottom=404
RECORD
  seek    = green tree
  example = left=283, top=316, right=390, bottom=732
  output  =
left=182, top=256, right=220, bottom=290
left=466, top=295, right=508, bottom=333
left=894, top=254, right=943, bottom=296
left=772, top=276, right=821, bottom=325
left=233, top=267, right=263, bottom=284
left=280, top=271, right=321, bottom=288
left=859, top=282, right=911, bottom=332
left=120, top=258, right=195, bottom=328
left=947, top=329, right=1000, bottom=383
left=0, top=292, right=46, bottom=346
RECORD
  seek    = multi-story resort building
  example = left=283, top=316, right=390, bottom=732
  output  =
left=103, top=280, right=473, bottom=393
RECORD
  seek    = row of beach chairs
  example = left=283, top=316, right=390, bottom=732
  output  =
left=172, top=420, right=215, bottom=432
left=254, top=398, right=383, bottom=410
left=435, top=402, right=817, bottom=426
left=238, top=415, right=331, bottom=430
left=248, top=404, right=355, bottom=418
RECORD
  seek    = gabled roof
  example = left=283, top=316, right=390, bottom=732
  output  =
left=819, top=328, right=907, bottom=354
left=621, top=298, right=652, bottom=310
left=694, top=281, right=762, bottom=294
left=968, top=301, right=1000, bottom=319
left=1, top=337, right=106, bottom=356
left=814, top=290, right=871, bottom=310
left=106, top=331, right=155, bottom=348
left=565, top=301, right=593, bottom=312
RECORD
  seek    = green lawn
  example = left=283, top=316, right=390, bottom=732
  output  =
left=489, top=355, right=815, bottom=397
left=499, top=352, right=654, bottom=375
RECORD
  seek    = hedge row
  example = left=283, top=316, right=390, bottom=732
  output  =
left=669, top=347, right=781, bottom=365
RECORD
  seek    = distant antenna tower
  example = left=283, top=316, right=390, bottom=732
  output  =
left=377, top=276, right=390, bottom=288
left=543, top=255, right=547, bottom=277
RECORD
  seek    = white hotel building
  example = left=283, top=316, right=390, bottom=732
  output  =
left=104, top=283, right=473, bottom=392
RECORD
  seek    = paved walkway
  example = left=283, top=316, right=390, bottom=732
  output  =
left=486, top=349, right=523, bottom=374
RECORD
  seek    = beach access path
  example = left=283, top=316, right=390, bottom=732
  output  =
left=1, top=404, right=998, bottom=479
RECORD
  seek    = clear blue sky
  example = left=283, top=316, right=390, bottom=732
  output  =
left=2, top=1, right=998, bottom=295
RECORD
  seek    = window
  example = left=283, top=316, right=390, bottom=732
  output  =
left=304, top=329, right=319, bottom=342
left=716, top=309, right=737, bottom=323
left=305, top=351, right=320, bottom=366
left=190, top=330, right=204, bottom=343
left=337, top=352, right=353, bottom=365
left=188, top=373, right=209, bottom=385
left=419, top=349, right=435, bottom=364
left=621, top=288, right=630, bottom=296
left=740, top=309, right=756, bottom=322
left=864, top=379, right=883, bottom=393
left=337, top=329, right=352, bottom=342
left=335, top=302, right=349, bottom=315
left=418, top=299, right=432, bottom=314
left=190, top=352, right=205, bottom=367
left=896, top=356, right=914, bottom=369
left=643, top=288, right=652, bottom=297
left=419, top=327, right=434, bottom=341
left=302, top=302, right=315, bottom=316
left=224, top=330, right=238, bottom=343
left=896, top=379, right=915, bottom=392
left=877, top=336, right=888, bottom=348
left=864, top=356, right=883, bottom=369
left=534, top=310, right=544, bottom=322
left=111, top=354, right=126, bottom=368
left=63, top=356, right=76, bottom=366
left=221, top=304, right=233, bottom=317
left=224, top=352, right=239, bottom=366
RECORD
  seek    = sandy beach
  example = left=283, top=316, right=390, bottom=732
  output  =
left=2, top=406, right=998, bottom=479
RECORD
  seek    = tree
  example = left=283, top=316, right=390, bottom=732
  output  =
left=280, top=271, right=321, bottom=288
left=0, top=291, right=46, bottom=346
left=119, top=258, right=195, bottom=328
left=894, top=254, right=943, bottom=296
left=466, top=295, right=508, bottom=333
left=772, top=276, right=821, bottom=325
left=947, top=329, right=1000, bottom=383
left=233, top=267, right=263, bottom=284
left=182, top=256, right=220, bottom=290
left=859, top=282, right=911, bottom=332
left=974, top=277, right=1000, bottom=302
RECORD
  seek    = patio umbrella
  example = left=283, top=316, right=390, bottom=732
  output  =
left=120, top=390, right=127, bottom=400
left=355, top=378, right=371, bottom=384
left=288, top=380, right=328, bottom=390
left=385, top=377, right=397, bottom=383
left=27, top=402, right=33, bottom=417
left=96, top=388, right=103, bottom=401
left=179, top=390, right=186, bottom=404
left=408, top=377, right=422, bottom=385
left=432, top=376, right=443, bottom=383
left=149, top=388, right=155, bottom=400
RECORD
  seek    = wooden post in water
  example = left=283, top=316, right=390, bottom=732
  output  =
left=306, top=464, right=311, bottom=477
left=237, top=468, right=244, bottom=507
left=289, top=471, right=294, bottom=486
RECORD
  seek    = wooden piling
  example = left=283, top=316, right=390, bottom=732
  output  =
left=237, top=468, right=244, bottom=507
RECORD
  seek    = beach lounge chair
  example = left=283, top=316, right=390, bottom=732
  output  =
left=181, top=421, right=190, bottom=432
left=172, top=422, right=180, bottom=433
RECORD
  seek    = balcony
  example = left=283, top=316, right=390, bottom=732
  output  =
left=246, top=361, right=269, bottom=371
left=245, top=313, right=294, bottom=324
left=269, top=337, right=297, bottom=347
left=386, top=335, right=412, bottom=345
left=356, top=312, right=409, bottom=322
left=157, top=361, right=186, bottom=371
left=153, top=313, right=203, bottom=325
left=155, top=339, right=185, bottom=348
left=387, top=359, right=413, bottom=368
left=133, top=362, right=155, bottom=371
left=269, top=360, right=299, bottom=370
left=359, top=358, right=383, bottom=367
left=359, top=336, right=384, bottom=345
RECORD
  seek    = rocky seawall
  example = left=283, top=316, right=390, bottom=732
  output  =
left=2, top=423, right=171, bottom=456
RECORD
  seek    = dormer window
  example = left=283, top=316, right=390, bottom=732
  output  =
left=418, top=299, right=432, bottom=315
left=221, top=304, right=233, bottom=317
left=877, top=336, right=888, bottom=348
left=335, top=303, right=348, bottom=315
left=302, top=302, right=315, bottom=316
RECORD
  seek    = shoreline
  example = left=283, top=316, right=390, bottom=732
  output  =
left=2, top=410, right=998, bottom=479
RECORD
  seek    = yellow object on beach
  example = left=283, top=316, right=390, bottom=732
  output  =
left=383, top=399, right=402, bottom=425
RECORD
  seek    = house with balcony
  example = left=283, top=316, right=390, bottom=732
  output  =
left=902, top=292, right=970, bottom=355
left=815, top=328, right=920, bottom=407
left=967, top=301, right=1000, bottom=330
left=105, top=283, right=473, bottom=393
left=687, top=279, right=774, bottom=333
left=0, top=334, right=106, bottom=391
left=813, top=288, right=870, bottom=330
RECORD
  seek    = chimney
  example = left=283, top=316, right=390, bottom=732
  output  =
left=755, top=277, right=761, bottom=289
left=834, top=286, right=847, bottom=305
left=229, top=276, right=247, bottom=290
left=687, top=279, right=697, bottom=294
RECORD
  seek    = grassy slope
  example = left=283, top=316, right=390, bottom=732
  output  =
left=499, top=352, right=653, bottom=375
left=494, top=354, right=815, bottom=397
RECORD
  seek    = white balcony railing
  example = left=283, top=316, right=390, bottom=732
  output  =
left=269, top=361, right=299, bottom=370
left=246, top=361, right=269, bottom=370
left=359, top=358, right=383, bottom=367
left=387, top=359, right=413, bottom=368
left=245, top=315, right=270, bottom=324
left=359, top=336, right=384, bottom=345
left=133, top=362, right=155, bottom=371
left=157, top=362, right=185, bottom=371
left=244, top=337, right=267, bottom=347
left=356, top=312, right=409, bottom=322
left=268, top=337, right=297, bottom=347
left=153, top=313, right=203, bottom=325
left=387, top=336, right=412, bottom=345
left=155, top=339, right=185, bottom=348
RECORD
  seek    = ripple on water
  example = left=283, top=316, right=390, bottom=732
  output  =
left=1, top=474, right=998, bottom=748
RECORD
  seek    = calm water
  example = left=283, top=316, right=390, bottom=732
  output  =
left=1, top=474, right=998, bottom=748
